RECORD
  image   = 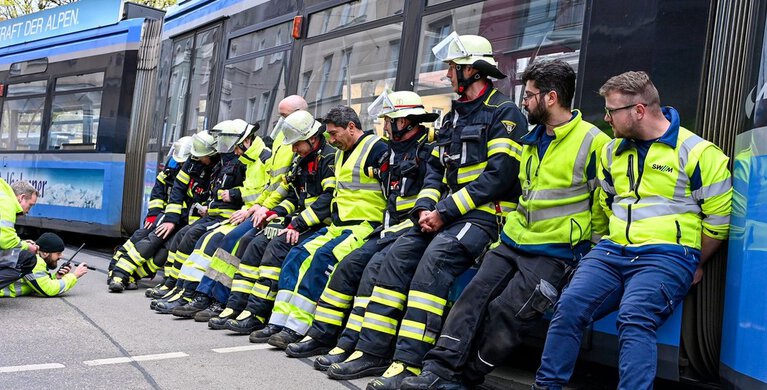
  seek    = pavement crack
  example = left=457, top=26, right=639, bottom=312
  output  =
left=60, top=297, right=162, bottom=390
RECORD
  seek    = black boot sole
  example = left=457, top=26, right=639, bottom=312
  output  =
left=327, top=365, right=388, bottom=380
left=285, top=345, right=331, bottom=358
left=314, top=355, right=349, bottom=371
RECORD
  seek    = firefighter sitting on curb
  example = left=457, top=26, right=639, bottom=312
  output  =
left=284, top=90, right=437, bottom=366
left=216, top=110, right=336, bottom=332
left=231, top=106, right=388, bottom=349
left=327, top=31, right=528, bottom=390
left=107, top=135, right=194, bottom=289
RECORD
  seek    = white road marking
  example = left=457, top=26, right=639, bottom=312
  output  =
left=83, top=352, right=189, bottom=366
left=0, top=363, right=66, bottom=373
left=211, top=345, right=273, bottom=353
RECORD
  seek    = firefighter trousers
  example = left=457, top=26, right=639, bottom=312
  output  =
left=422, top=243, right=568, bottom=385
left=268, top=223, right=374, bottom=335
left=239, top=226, right=322, bottom=319
left=308, top=229, right=403, bottom=347
left=195, top=221, right=256, bottom=303
left=355, top=220, right=494, bottom=367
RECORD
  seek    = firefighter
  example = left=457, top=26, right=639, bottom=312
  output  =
left=168, top=119, right=271, bottom=319
left=213, top=110, right=336, bottom=331
left=326, top=32, right=527, bottom=390
left=402, top=59, right=611, bottom=389
left=107, top=135, right=193, bottom=289
left=285, top=90, right=437, bottom=364
left=533, top=71, right=732, bottom=390
left=171, top=96, right=310, bottom=321
left=230, top=106, right=388, bottom=349
left=110, top=131, right=219, bottom=294
left=153, top=124, right=251, bottom=313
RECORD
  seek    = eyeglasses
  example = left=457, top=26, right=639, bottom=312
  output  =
left=522, top=90, right=548, bottom=102
left=604, top=103, right=647, bottom=120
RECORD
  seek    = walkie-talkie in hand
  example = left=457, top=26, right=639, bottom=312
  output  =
left=59, top=243, right=96, bottom=271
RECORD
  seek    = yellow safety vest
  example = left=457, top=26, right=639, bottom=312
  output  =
left=503, top=111, right=610, bottom=259
left=332, top=134, right=387, bottom=224
left=601, top=121, right=732, bottom=249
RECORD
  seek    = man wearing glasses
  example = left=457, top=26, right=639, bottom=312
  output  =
left=534, top=71, right=732, bottom=389
left=402, top=59, right=610, bottom=389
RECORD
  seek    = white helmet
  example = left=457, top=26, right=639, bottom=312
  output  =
left=212, top=119, right=254, bottom=153
left=368, top=90, right=439, bottom=123
left=432, top=31, right=506, bottom=79
left=191, top=130, right=217, bottom=158
left=279, top=110, right=322, bottom=145
left=170, top=136, right=194, bottom=163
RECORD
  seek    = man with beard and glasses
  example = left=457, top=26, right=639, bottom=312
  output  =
left=401, top=59, right=611, bottom=390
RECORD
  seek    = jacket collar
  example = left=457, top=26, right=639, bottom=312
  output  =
left=520, top=110, right=581, bottom=145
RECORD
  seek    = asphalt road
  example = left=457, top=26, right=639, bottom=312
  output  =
left=1, top=247, right=535, bottom=390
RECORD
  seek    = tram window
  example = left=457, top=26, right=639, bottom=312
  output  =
left=47, top=71, right=104, bottom=151
left=299, top=23, right=402, bottom=134
left=229, top=22, right=292, bottom=59
left=47, top=91, right=102, bottom=151
left=307, top=0, right=405, bottom=37
left=163, top=36, right=193, bottom=148
left=9, top=58, right=48, bottom=77
left=0, top=97, right=45, bottom=151
left=55, top=72, right=104, bottom=92
left=414, top=0, right=586, bottom=129
left=6, top=80, right=47, bottom=97
left=186, top=26, right=221, bottom=134
left=218, top=50, right=288, bottom=138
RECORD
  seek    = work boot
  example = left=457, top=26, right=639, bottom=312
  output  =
left=268, top=328, right=302, bottom=350
left=147, top=284, right=173, bottom=299
left=107, top=271, right=113, bottom=286
left=172, top=293, right=211, bottom=318
left=314, top=347, right=351, bottom=371
left=126, top=276, right=139, bottom=290
left=367, top=361, right=421, bottom=390
left=108, top=277, right=126, bottom=293
left=208, top=307, right=240, bottom=330
left=195, top=301, right=224, bottom=322
left=327, top=351, right=390, bottom=380
left=225, top=310, right=265, bottom=334
left=401, top=370, right=467, bottom=390
left=155, top=290, right=190, bottom=314
left=249, top=324, right=282, bottom=343
left=285, top=336, right=333, bottom=358
left=149, top=287, right=177, bottom=310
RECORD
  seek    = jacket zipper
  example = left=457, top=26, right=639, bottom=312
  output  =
left=625, top=152, right=646, bottom=245
left=525, top=156, right=533, bottom=225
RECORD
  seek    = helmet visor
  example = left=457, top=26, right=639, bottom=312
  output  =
left=367, top=90, right=396, bottom=119
left=216, top=134, right=239, bottom=153
left=432, top=31, right=467, bottom=63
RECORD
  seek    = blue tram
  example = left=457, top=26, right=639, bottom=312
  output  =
left=0, top=0, right=164, bottom=237
left=1, top=0, right=765, bottom=387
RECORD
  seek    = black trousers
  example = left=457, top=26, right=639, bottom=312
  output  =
left=356, top=220, right=495, bottom=367
left=422, top=242, right=568, bottom=385
left=307, top=231, right=401, bottom=346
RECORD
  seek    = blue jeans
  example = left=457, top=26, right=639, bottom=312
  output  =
left=535, top=240, right=697, bottom=390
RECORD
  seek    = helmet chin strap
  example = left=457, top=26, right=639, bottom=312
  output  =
left=389, top=118, right=414, bottom=141
left=455, top=64, right=482, bottom=95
